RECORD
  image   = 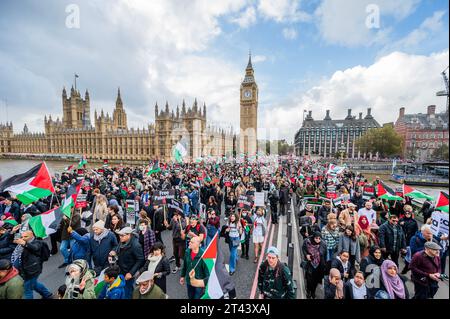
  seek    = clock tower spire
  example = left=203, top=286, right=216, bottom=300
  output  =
left=240, top=52, right=258, bottom=156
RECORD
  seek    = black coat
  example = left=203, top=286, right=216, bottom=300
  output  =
left=399, top=217, right=418, bottom=245
left=139, top=256, right=171, bottom=292
left=0, top=202, right=21, bottom=222
left=378, top=222, right=407, bottom=253
left=152, top=208, right=166, bottom=232
left=0, top=232, right=16, bottom=260
left=90, top=231, right=118, bottom=275
left=330, top=257, right=352, bottom=281
left=20, top=239, right=45, bottom=280
left=116, top=235, right=145, bottom=276
left=351, top=195, right=365, bottom=210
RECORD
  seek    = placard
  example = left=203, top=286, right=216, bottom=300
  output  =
left=254, top=192, right=265, bottom=207
left=126, top=199, right=137, bottom=226
left=237, top=195, right=253, bottom=210
left=326, top=191, right=337, bottom=199
left=152, top=190, right=176, bottom=205
left=363, top=185, right=375, bottom=200
left=75, top=193, right=88, bottom=208
left=168, top=199, right=184, bottom=216
left=430, top=211, right=449, bottom=236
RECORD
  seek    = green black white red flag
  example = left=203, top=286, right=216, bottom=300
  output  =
left=436, top=191, right=449, bottom=213
left=0, top=162, right=55, bottom=205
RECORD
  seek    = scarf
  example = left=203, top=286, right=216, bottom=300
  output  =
left=350, top=279, right=367, bottom=299
left=11, top=245, right=24, bottom=268
left=380, top=260, right=405, bottom=299
left=147, top=254, right=163, bottom=276
left=143, top=229, right=154, bottom=259
left=306, top=239, right=321, bottom=268
left=93, top=229, right=110, bottom=243
left=337, top=256, right=349, bottom=273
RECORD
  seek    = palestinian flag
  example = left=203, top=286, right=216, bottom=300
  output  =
left=147, top=161, right=161, bottom=175
left=377, top=182, right=403, bottom=201
left=77, top=156, right=88, bottom=169
left=64, top=164, right=75, bottom=171
left=201, top=233, right=235, bottom=299
left=61, top=180, right=83, bottom=218
left=436, top=192, right=449, bottom=213
left=0, top=162, right=55, bottom=205
left=120, top=187, right=128, bottom=200
left=402, top=184, right=434, bottom=201
left=4, top=218, right=18, bottom=227
left=28, top=207, right=63, bottom=238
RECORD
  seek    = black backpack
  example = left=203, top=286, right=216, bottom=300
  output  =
left=39, top=241, right=51, bottom=262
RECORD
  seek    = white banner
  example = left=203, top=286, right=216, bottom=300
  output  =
left=254, top=192, right=265, bottom=207
left=430, top=211, right=449, bottom=236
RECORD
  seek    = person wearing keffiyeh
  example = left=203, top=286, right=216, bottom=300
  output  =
left=302, top=231, right=327, bottom=299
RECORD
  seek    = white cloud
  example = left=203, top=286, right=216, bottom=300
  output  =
left=380, top=11, right=446, bottom=54
left=252, top=55, right=267, bottom=63
left=315, top=0, right=421, bottom=47
left=230, top=6, right=257, bottom=28
left=257, top=0, right=311, bottom=23
left=282, top=27, right=298, bottom=40
left=263, top=50, right=449, bottom=142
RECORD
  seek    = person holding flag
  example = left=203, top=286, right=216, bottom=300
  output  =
left=179, top=236, right=209, bottom=299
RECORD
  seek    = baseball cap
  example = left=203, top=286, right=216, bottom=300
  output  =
left=116, top=227, right=133, bottom=235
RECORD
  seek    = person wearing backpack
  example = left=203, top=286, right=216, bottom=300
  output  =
left=257, top=246, right=296, bottom=299
left=12, top=230, right=53, bottom=299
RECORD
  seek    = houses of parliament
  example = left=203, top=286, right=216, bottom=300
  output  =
left=0, top=56, right=259, bottom=162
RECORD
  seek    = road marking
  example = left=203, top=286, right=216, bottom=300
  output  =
left=249, top=214, right=272, bottom=299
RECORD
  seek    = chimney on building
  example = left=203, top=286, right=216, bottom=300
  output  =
left=364, top=107, right=373, bottom=119
left=359, top=112, right=363, bottom=120
left=324, top=110, right=331, bottom=120
left=345, top=109, right=353, bottom=120
left=427, top=105, right=436, bottom=115
left=399, top=107, right=405, bottom=118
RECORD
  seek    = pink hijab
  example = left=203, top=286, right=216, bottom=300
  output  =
left=380, top=260, right=406, bottom=299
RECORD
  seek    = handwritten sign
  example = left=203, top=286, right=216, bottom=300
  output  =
left=254, top=192, right=265, bottom=207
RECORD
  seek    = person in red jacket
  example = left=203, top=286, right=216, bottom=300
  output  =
left=409, top=241, right=442, bottom=299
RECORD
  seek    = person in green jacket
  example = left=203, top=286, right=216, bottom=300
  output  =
left=258, top=246, right=296, bottom=299
left=0, top=259, right=24, bottom=299
left=132, top=270, right=167, bottom=299
left=180, top=236, right=210, bottom=299
left=63, top=259, right=96, bottom=299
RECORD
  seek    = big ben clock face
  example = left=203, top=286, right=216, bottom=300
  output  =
left=243, top=90, right=252, bottom=99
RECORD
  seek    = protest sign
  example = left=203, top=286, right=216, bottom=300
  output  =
left=237, top=195, right=253, bottom=210
left=152, top=190, right=176, bottom=205
left=430, top=211, right=449, bottom=236
left=254, top=192, right=265, bottom=207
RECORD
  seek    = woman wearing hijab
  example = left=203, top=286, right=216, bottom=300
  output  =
left=360, top=246, right=384, bottom=277
left=355, top=215, right=377, bottom=258
left=302, top=231, right=327, bottom=299
left=324, top=268, right=344, bottom=299
left=63, top=259, right=96, bottom=299
left=378, top=259, right=409, bottom=299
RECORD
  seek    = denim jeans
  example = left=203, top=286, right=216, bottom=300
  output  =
left=187, top=284, right=204, bottom=299
left=124, top=278, right=135, bottom=299
left=24, top=276, right=52, bottom=299
left=326, top=248, right=334, bottom=262
left=60, top=239, right=75, bottom=264
left=228, top=240, right=239, bottom=272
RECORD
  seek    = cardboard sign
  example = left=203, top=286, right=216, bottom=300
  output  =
left=75, top=193, right=88, bottom=209
left=152, top=190, right=176, bottom=205
left=126, top=200, right=137, bottom=226
left=254, top=192, right=265, bottom=207
left=237, top=195, right=253, bottom=210
left=431, top=211, right=449, bottom=236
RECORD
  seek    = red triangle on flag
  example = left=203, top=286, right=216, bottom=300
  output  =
left=30, top=163, right=55, bottom=193
left=377, top=183, right=387, bottom=197
left=402, top=184, right=415, bottom=195
left=202, top=234, right=218, bottom=259
left=436, top=192, right=449, bottom=208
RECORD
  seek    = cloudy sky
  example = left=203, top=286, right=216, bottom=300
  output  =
left=0, top=0, right=448, bottom=142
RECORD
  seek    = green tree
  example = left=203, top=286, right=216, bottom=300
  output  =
left=432, top=144, right=449, bottom=161
left=356, top=126, right=404, bottom=158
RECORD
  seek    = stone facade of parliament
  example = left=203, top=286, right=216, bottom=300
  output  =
left=0, top=57, right=259, bottom=162
left=0, top=87, right=236, bottom=162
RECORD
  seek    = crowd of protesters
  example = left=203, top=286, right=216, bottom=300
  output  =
left=0, top=156, right=447, bottom=300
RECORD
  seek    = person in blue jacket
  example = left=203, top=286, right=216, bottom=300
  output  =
left=410, top=224, right=440, bottom=256
left=89, top=220, right=118, bottom=275
left=188, top=186, right=199, bottom=214
left=98, top=265, right=126, bottom=299
left=68, top=227, right=91, bottom=264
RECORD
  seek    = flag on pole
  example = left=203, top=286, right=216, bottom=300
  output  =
left=61, top=180, right=83, bottom=218
left=377, top=182, right=403, bottom=201
left=77, top=155, right=88, bottom=169
left=28, top=207, right=63, bottom=238
left=0, top=162, right=55, bottom=205
left=402, top=184, right=434, bottom=201
left=200, top=233, right=235, bottom=299
left=146, top=160, right=161, bottom=175
left=172, top=140, right=188, bottom=163
left=436, top=191, right=449, bottom=213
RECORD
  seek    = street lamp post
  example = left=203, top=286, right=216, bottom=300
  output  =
left=339, top=143, right=346, bottom=166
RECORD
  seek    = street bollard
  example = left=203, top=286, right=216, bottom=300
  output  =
left=287, top=223, right=292, bottom=256
left=287, top=208, right=291, bottom=224
left=288, top=243, right=294, bottom=273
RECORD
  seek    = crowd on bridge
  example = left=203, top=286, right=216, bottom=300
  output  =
left=0, top=157, right=448, bottom=300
